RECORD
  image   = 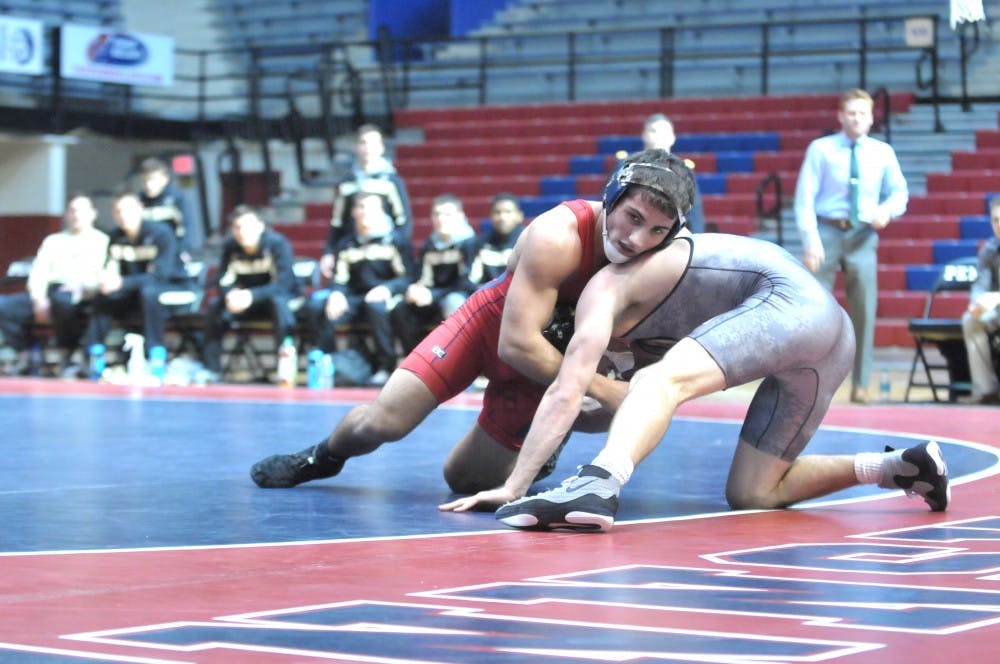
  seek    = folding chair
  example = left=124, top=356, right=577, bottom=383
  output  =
left=223, top=256, right=320, bottom=381
left=904, top=256, right=979, bottom=402
left=1, top=256, right=33, bottom=289
left=159, top=260, right=209, bottom=357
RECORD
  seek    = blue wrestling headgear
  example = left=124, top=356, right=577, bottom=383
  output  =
left=601, top=159, right=690, bottom=260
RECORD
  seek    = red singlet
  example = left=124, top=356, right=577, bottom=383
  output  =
left=398, top=199, right=599, bottom=449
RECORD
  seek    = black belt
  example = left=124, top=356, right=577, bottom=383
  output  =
left=817, top=216, right=853, bottom=230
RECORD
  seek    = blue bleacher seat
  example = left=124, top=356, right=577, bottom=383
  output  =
left=714, top=152, right=755, bottom=173
left=597, top=136, right=643, bottom=155
left=695, top=173, right=728, bottom=194
left=932, top=239, right=982, bottom=265
left=906, top=266, right=943, bottom=292
left=539, top=176, right=577, bottom=196
left=959, top=216, right=992, bottom=240
left=519, top=195, right=568, bottom=218
left=568, top=155, right=606, bottom=175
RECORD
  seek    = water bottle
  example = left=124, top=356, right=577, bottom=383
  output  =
left=277, top=336, right=298, bottom=388
left=88, top=343, right=105, bottom=381
left=306, top=349, right=323, bottom=389
left=28, top=343, right=42, bottom=376
left=322, top=352, right=335, bottom=389
left=879, top=369, right=891, bottom=403
left=124, top=334, right=146, bottom=384
left=149, top=345, right=167, bottom=385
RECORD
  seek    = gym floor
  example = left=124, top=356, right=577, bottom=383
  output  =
left=1, top=374, right=998, bottom=663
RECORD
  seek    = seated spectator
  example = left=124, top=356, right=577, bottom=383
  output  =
left=0, top=193, right=109, bottom=375
left=642, top=113, right=707, bottom=233
left=961, top=196, right=1000, bottom=404
left=469, top=193, right=526, bottom=286
left=321, top=123, right=413, bottom=280
left=201, top=205, right=300, bottom=381
left=389, top=194, right=478, bottom=370
left=138, top=157, right=196, bottom=263
left=302, top=192, right=414, bottom=384
left=80, top=192, right=186, bottom=371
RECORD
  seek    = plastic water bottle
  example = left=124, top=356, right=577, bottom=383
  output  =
left=306, top=349, right=323, bottom=389
left=321, top=352, right=335, bottom=389
left=149, top=345, right=167, bottom=385
left=879, top=369, right=891, bottom=403
left=277, top=336, right=298, bottom=388
left=28, top=343, right=42, bottom=376
left=88, top=343, right=105, bottom=381
left=124, top=334, right=146, bottom=384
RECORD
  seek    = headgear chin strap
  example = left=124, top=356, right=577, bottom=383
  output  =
left=601, top=161, right=688, bottom=261
left=601, top=215, right=631, bottom=264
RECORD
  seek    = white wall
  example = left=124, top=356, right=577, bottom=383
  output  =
left=0, top=135, right=75, bottom=215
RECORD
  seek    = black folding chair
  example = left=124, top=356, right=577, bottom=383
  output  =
left=904, top=256, right=979, bottom=402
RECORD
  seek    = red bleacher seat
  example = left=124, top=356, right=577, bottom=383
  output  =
left=354, top=91, right=977, bottom=351
left=951, top=148, right=1000, bottom=170
left=925, top=170, right=1000, bottom=193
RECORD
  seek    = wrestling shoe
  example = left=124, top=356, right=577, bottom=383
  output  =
left=250, top=441, right=346, bottom=488
left=532, top=432, right=572, bottom=483
left=879, top=441, right=950, bottom=511
left=496, top=464, right=621, bottom=532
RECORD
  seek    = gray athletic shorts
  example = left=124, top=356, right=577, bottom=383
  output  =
left=692, top=284, right=854, bottom=461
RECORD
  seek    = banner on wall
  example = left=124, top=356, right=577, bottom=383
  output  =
left=59, top=23, right=173, bottom=87
left=0, top=16, right=44, bottom=75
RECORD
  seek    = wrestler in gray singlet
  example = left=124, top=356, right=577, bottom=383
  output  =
left=623, top=233, right=855, bottom=461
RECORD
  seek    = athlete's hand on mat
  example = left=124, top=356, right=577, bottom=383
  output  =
left=438, top=487, right=519, bottom=513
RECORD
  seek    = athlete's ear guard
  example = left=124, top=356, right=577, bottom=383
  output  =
left=602, top=161, right=682, bottom=212
left=602, top=161, right=688, bottom=248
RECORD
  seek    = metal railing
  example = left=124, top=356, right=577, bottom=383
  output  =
left=0, top=11, right=972, bottom=141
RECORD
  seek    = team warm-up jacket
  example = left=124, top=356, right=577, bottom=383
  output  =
left=140, top=183, right=194, bottom=253
left=331, top=231, right=413, bottom=298
left=326, top=170, right=413, bottom=252
left=412, top=234, right=480, bottom=302
left=469, top=224, right=524, bottom=286
left=104, top=221, right=185, bottom=289
left=214, top=230, right=300, bottom=301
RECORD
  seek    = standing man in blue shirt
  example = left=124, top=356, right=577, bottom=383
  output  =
left=794, top=88, right=908, bottom=404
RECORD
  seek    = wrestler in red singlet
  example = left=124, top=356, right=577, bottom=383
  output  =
left=399, top=199, right=598, bottom=450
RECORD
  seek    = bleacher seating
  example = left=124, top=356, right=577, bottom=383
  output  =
left=389, top=0, right=981, bottom=108
left=208, top=0, right=366, bottom=48
left=305, top=89, right=991, bottom=352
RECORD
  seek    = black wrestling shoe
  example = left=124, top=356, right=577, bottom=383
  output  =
left=879, top=441, right=950, bottom=512
left=250, top=441, right=346, bottom=488
left=496, top=465, right=620, bottom=532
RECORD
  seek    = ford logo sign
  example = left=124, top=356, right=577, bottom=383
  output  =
left=9, top=27, right=34, bottom=65
left=87, top=33, right=148, bottom=66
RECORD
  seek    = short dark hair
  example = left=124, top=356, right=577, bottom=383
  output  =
left=609, top=149, right=696, bottom=217
left=490, top=192, right=521, bottom=210
left=432, top=193, right=463, bottom=212
left=139, top=157, right=169, bottom=175
left=227, top=204, right=260, bottom=224
left=112, top=190, right=141, bottom=205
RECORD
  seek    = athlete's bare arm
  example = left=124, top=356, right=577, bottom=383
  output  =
left=498, top=202, right=626, bottom=408
left=498, top=204, right=584, bottom=384
left=443, top=267, right=627, bottom=512
left=503, top=268, right=624, bottom=497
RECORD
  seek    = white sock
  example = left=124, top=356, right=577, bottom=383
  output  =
left=854, top=452, right=884, bottom=484
left=591, top=449, right=634, bottom=485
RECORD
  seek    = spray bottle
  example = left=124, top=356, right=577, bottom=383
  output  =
left=123, top=333, right=146, bottom=384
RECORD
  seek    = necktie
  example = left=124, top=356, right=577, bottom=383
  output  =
left=848, top=142, right=860, bottom=226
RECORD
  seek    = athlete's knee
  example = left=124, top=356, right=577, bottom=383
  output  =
left=629, top=364, right=685, bottom=403
left=442, top=463, right=490, bottom=495
left=347, top=403, right=410, bottom=443
left=725, top=483, right=786, bottom=510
